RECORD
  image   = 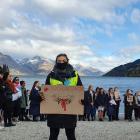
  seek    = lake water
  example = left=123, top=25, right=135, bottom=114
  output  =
left=19, top=76, right=140, bottom=114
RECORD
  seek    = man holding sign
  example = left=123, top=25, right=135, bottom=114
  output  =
left=43, top=54, right=83, bottom=140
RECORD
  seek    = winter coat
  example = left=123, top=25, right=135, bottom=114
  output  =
left=0, top=79, right=4, bottom=108
left=124, top=94, right=135, bottom=107
left=84, top=90, right=95, bottom=114
left=134, top=95, right=140, bottom=108
left=2, top=81, right=13, bottom=112
left=95, top=93, right=107, bottom=108
left=45, top=64, right=83, bottom=128
left=107, top=95, right=116, bottom=116
left=29, top=88, right=42, bottom=116
left=20, top=87, right=27, bottom=109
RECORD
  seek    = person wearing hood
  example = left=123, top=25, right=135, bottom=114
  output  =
left=45, top=54, right=83, bottom=140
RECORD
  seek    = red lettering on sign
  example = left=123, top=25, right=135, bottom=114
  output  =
left=44, top=87, right=48, bottom=93
left=60, top=99, right=67, bottom=111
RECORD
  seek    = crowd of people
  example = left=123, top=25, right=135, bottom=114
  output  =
left=0, top=65, right=47, bottom=128
left=0, top=66, right=140, bottom=128
left=81, top=85, right=140, bottom=122
left=0, top=65, right=140, bottom=127
left=0, top=53, right=140, bottom=140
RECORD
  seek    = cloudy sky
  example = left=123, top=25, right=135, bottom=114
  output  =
left=0, top=0, right=140, bottom=72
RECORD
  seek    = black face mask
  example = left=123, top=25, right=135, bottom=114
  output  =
left=56, top=62, right=68, bottom=70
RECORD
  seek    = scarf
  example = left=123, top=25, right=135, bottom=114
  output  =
left=52, top=64, right=75, bottom=83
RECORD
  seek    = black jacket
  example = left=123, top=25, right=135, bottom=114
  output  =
left=1, top=80, right=13, bottom=112
left=124, top=94, right=134, bottom=107
left=95, top=93, right=107, bottom=108
left=84, top=90, right=95, bottom=105
left=29, top=88, right=42, bottom=116
left=0, top=78, right=4, bottom=108
left=45, top=67, right=82, bottom=128
left=84, top=90, right=95, bottom=113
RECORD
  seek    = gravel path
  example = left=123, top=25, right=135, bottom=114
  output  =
left=0, top=120, right=140, bottom=140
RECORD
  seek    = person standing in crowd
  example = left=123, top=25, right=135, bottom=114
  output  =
left=29, top=81, right=42, bottom=121
left=134, top=91, right=140, bottom=120
left=19, top=81, right=30, bottom=121
left=0, top=66, right=3, bottom=109
left=45, top=53, right=83, bottom=140
left=123, top=93, right=128, bottom=120
left=107, top=88, right=116, bottom=121
left=124, top=89, right=134, bottom=121
left=25, top=90, right=31, bottom=119
left=84, top=85, right=96, bottom=121
left=12, top=77, right=22, bottom=122
left=0, top=66, right=4, bottom=128
left=95, top=87, right=100, bottom=100
left=95, top=88, right=107, bottom=121
left=114, top=87, right=121, bottom=120
left=2, top=66, right=16, bottom=127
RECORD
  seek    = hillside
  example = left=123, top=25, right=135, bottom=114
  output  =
left=104, top=59, right=140, bottom=77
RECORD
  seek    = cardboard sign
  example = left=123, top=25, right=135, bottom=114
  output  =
left=40, top=85, right=84, bottom=115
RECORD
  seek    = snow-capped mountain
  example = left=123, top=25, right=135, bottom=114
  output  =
left=74, top=64, right=103, bottom=76
left=20, top=56, right=54, bottom=75
left=0, top=52, right=104, bottom=76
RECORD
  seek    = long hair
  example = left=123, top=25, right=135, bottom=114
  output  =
left=99, top=88, right=104, bottom=95
left=55, top=53, right=69, bottom=63
left=125, top=89, right=132, bottom=96
left=108, top=88, right=114, bottom=96
left=88, top=85, right=93, bottom=91
left=3, top=72, right=16, bottom=93
left=30, top=81, right=39, bottom=94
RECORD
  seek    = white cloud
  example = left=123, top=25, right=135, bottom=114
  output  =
left=1, top=40, right=140, bottom=72
left=0, top=39, right=94, bottom=63
left=119, top=45, right=140, bottom=58
left=128, top=32, right=140, bottom=41
left=0, top=0, right=24, bottom=28
left=131, top=8, right=140, bottom=24
left=0, top=0, right=140, bottom=72
left=33, top=0, right=134, bottom=25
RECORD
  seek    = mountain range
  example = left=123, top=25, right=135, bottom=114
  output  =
left=104, top=59, right=140, bottom=77
left=0, top=52, right=103, bottom=76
